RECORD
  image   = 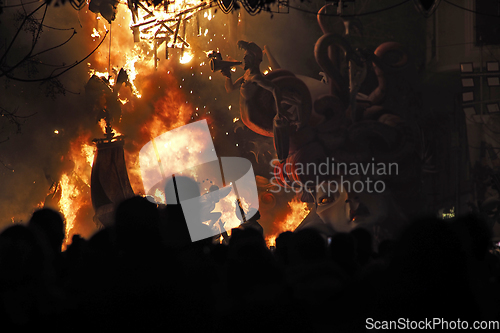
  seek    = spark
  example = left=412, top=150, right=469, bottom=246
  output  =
left=180, top=50, right=194, bottom=64
left=91, top=28, right=101, bottom=38
left=204, top=11, right=213, bottom=20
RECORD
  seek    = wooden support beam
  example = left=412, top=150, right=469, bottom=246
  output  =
left=171, top=15, right=182, bottom=48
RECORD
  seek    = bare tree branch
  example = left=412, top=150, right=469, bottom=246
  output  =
left=1, top=30, right=109, bottom=82
left=0, top=0, right=41, bottom=8
left=0, top=106, right=37, bottom=132
left=0, top=159, right=14, bottom=171
left=0, top=2, right=47, bottom=65
left=1, top=3, right=50, bottom=77
left=29, top=29, right=77, bottom=59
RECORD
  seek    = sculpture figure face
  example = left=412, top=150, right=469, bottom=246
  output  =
left=243, top=51, right=258, bottom=70
left=313, top=174, right=407, bottom=242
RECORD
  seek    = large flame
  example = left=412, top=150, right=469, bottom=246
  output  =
left=30, top=0, right=307, bottom=249
left=58, top=132, right=95, bottom=249
left=53, top=1, right=218, bottom=248
left=265, top=199, right=310, bottom=247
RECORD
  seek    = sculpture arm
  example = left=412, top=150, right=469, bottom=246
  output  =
left=252, top=74, right=283, bottom=116
left=224, top=73, right=244, bottom=93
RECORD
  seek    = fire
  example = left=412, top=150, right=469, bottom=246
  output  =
left=98, top=119, right=107, bottom=134
left=218, top=193, right=249, bottom=231
left=123, top=50, right=143, bottom=98
left=138, top=122, right=212, bottom=191
left=91, top=28, right=101, bottom=38
left=88, top=68, right=113, bottom=81
left=31, top=0, right=234, bottom=248
left=128, top=0, right=207, bottom=63
left=266, top=199, right=311, bottom=247
left=153, top=188, right=166, bottom=204
left=58, top=132, right=95, bottom=248
left=81, top=143, right=96, bottom=167
left=97, top=118, right=123, bottom=137
left=179, top=49, right=194, bottom=64
left=203, top=9, right=213, bottom=21
left=59, top=173, right=80, bottom=245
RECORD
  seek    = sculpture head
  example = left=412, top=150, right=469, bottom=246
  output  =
left=274, top=116, right=421, bottom=246
left=237, top=40, right=263, bottom=70
left=312, top=173, right=409, bottom=242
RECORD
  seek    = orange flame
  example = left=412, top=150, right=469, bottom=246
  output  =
left=58, top=132, right=94, bottom=248
left=265, top=199, right=310, bottom=247
left=20, top=0, right=241, bottom=251
left=54, top=1, right=213, bottom=247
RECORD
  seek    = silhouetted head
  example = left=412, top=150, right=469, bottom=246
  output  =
left=114, top=196, right=161, bottom=252
left=391, top=216, right=466, bottom=279
left=387, top=216, right=473, bottom=319
left=227, top=227, right=267, bottom=261
left=0, top=225, right=45, bottom=284
left=276, top=231, right=294, bottom=248
left=28, top=208, right=65, bottom=254
left=275, top=231, right=294, bottom=265
left=289, top=228, right=326, bottom=264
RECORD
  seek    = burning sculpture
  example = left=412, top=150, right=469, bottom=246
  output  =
left=10, top=0, right=427, bottom=247
left=86, top=69, right=135, bottom=228
left=285, top=7, right=423, bottom=245
left=214, top=4, right=425, bottom=245
left=214, top=40, right=312, bottom=162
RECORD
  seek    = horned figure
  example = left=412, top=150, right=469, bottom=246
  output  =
left=214, top=4, right=428, bottom=244
left=217, top=4, right=425, bottom=245
left=271, top=4, right=425, bottom=246
left=217, top=40, right=313, bottom=162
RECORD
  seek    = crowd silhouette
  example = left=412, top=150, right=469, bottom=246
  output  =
left=1, top=196, right=500, bottom=331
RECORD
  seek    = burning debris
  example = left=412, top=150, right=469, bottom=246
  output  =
left=2, top=0, right=308, bottom=248
left=45, top=1, right=223, bottom=246
left=265, top=198, right=310, bottom=247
